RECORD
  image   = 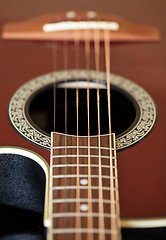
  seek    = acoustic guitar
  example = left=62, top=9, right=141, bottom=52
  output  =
left=0, top=6, right=166, bottom=240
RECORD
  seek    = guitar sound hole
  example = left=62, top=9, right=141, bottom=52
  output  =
left=26, top=82, right=137, bottom=137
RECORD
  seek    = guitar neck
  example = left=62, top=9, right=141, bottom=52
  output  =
left=47, top=132, right=121, bottom=240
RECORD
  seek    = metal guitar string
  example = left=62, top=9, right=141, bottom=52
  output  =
left=52, top=33, right=70, bottom=237
left=49, top=40, right=57, bottom=238
left=52, top=41, right=57, bottom=132
left=63, top=39, right=70, bottom=234
left=51, top=14, right=119, bottom=240
left=94, top=21, right=106, bottom=240
left=63, top=41, right=68, bottom=136
left=85, top=20, right=94, bottom=240
left=74, top=20, right=82, bottom=239
left=104, top=29, right=120, bottom=240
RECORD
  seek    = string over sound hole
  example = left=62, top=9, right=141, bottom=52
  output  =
left=27, top=80, right=136, bottom=137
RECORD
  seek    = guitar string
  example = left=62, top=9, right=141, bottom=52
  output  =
left=52, top=41, right=57, bottom=132
left=51, top=17, right=118, bottom=239
left=74, top=24, right=82, bottom=240
left=52, top=41, right=69, bottom=237
left=104, top=29, right=119, bottom=240
left=64, top=40, right=68, bottom=136
left=50, top=133, right=53, bottom=239
left=94, top=22, right=106, bottom=240
left=63, top=39, right=70, bottom=236
left=85, top=22, right=94, bottom=240
left=51, top=41, right=57, bottom=237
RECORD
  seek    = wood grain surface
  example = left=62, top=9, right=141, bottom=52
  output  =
left=0, top=0, right=166, bottom=219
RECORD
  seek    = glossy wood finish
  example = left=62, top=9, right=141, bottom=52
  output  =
left=0, top=0, right=166, bottom=220
left=2, top=12, right=160, bottom=42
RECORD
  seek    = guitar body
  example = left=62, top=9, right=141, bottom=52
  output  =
left=0, top=0, right=166, bottom=239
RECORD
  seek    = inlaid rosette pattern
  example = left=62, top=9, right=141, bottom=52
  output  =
left=8, top=70, right=157, bottom=151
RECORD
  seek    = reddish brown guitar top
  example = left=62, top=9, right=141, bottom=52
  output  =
left=0, top=0, right=166, bottom=221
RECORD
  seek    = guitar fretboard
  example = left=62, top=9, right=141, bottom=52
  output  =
left=47, top=132, right=121, bottom=240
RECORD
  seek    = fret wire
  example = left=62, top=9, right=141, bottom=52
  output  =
left=51, top=186, right=118, bottom=190
left=52, top=146, right=115, bottom=150
left=51, top=155, right=116, bottom=159
left=52, top=212, right=118, bottom=218
left=50, top=163, right=117, bottom=169
left=52, top=228, right=119, bottom=234
left=51, top=199, right=118, bottom=204
left=50, top=164, right=117, bottom=168
left=50, top=174, right=117, bottom=179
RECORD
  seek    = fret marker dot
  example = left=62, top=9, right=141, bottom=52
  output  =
left=87, top=11, right=97, bottom=18
left=80, top=179, right=88, bottom=185
left=80, top=204, right=89, bottom=212
left=66, top=11, right=76, bottom=19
